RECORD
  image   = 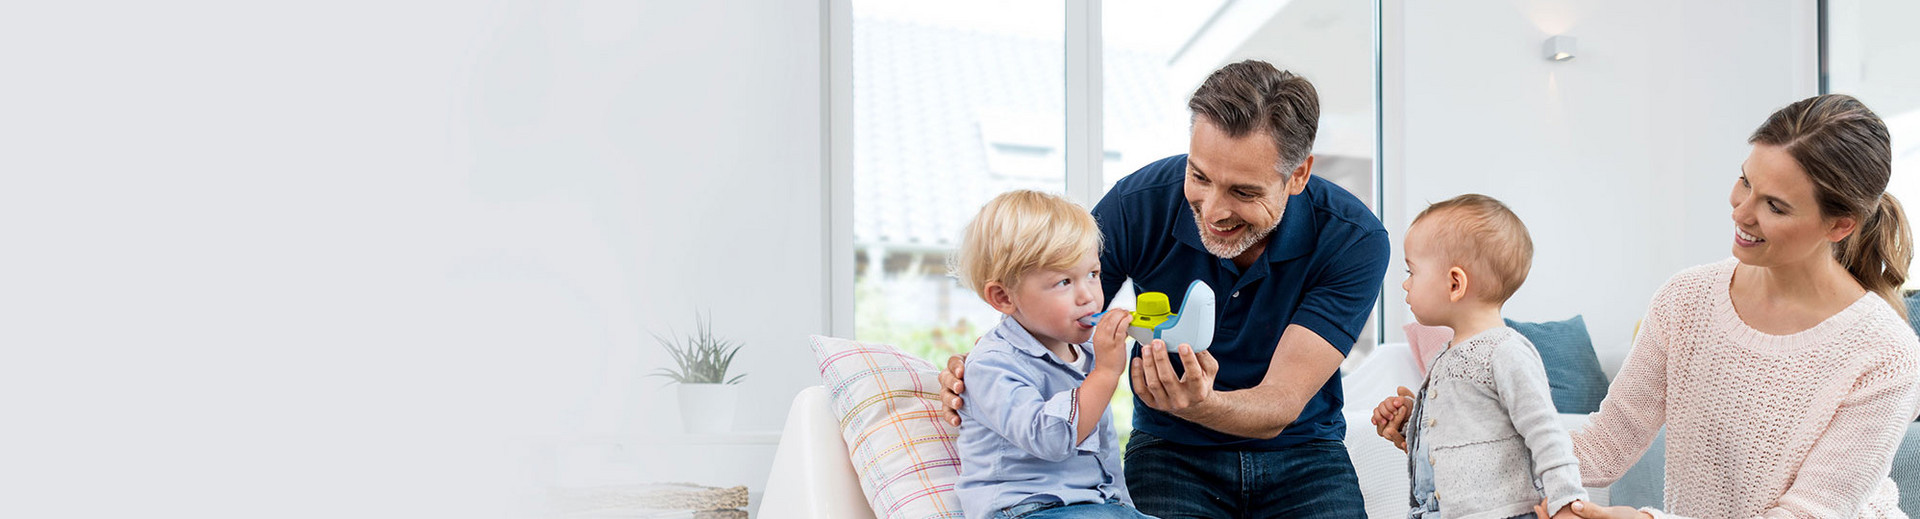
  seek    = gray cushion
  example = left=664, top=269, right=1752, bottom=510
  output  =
left=1506, top=316, right=1611, bottom=414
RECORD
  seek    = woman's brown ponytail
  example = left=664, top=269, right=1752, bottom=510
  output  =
left=1751, top=94, right=1911, bottom=314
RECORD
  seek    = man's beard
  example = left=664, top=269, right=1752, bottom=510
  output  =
left=1191, top=203, right=1282, bottom=259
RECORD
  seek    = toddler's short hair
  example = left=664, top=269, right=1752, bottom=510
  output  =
left=952, top=190, right=1103, bottom=301
left=1411, top=194, right=1534, bottom=303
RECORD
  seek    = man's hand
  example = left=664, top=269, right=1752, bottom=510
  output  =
left=1369, top=386, right=1414, bottom=451
left=938, top=353, right=967, bottom=427
left=1129, top=339, right=1218, bottom=415
left=1090, top=310, right=1132, bottom=375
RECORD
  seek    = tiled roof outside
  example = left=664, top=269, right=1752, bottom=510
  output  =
left=854, top=18, right=1180, bottom=250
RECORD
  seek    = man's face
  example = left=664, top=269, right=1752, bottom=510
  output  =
left=1184, top=117, right=1303, bottom=262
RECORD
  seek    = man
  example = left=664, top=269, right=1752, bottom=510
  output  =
left=940, top=60, right=1388, bottom=518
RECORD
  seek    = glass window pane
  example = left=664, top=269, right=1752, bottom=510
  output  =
left=853, top=0, right=1066, bottom=362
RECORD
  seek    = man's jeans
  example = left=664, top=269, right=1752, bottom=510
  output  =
left=1123, top=432, right=1365, bottom=519
left=994, top=498, right=1158, bottom=519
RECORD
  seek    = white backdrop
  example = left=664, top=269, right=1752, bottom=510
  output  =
left=1380, top=0, right=1818, bottom=365
left=0, top=1, right=829, bottom=516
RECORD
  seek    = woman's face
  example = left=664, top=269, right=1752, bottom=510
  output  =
left=1728, top=144, right=1856, bottom=269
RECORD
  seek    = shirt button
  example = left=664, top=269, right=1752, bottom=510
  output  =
left=1426, top=417, right=1436, bottom=428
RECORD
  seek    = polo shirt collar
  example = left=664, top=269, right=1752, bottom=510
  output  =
left=1170, top=182, right=1318, bottom=264
left=993, top=315, right=1088, bottom=363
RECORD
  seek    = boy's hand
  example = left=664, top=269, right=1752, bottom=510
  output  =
left=938, top=354, right=968, bottom=427
left=1090, top=309, right=1132, bottom=375
left=1369, top=386, right=1414, bottom=450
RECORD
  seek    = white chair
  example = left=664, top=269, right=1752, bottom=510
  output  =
left=759, top=386, right=876, bottom=519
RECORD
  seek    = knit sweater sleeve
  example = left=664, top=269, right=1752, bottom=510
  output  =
left=1641, top=342, right=1919, bottom=519
left=1761, top=340, right=1919, bottom=518
left=1489, top=337, right=1587, bottom=513
left=1571, top=275, right=1678, bottom=487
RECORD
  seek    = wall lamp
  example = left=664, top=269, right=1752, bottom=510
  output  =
left=1544, top=35, right=1576, bottom=62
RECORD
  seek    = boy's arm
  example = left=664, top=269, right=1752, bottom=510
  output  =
left=1075, top=370, right=1120, bottom=443
left=1074, top=308, right=1132, bottom=442
left=1490, top=339, right=1588, bottom=514
left=963, top=352, right=1108, bottom=462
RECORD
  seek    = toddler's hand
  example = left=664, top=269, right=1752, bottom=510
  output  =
left=1090, top=309, right=1132, bottom=375
left=1369, top=386, right=1414, bottom=451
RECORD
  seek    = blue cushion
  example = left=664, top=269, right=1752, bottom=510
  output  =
left=1903, top=291, right=1920, bottom=335
left=1896, top=423, right=1920, bottom=516
left=1906, top=292, right=1920, bottom=422
left=1607, top=428, right=1666, bottom=509
left=1505, top=316, right=1610, bottom=414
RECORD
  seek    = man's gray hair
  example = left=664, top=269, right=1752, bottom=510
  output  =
left=1187, top=60, right=1319, bottom=173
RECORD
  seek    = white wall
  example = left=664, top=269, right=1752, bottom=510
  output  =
left=1380, top=0, right=1818, bottom=363
left=0, top=1, right=828, bottom=517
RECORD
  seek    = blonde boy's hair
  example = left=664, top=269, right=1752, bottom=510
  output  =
left=952, top=190, right=1103, bottom=301
left=1412, top=194, right=1533, bottom=304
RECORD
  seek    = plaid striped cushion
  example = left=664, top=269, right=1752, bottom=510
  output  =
left=809, top=335, right=964, bottom=519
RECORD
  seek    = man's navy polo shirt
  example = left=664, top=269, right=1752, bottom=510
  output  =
left=1092, top=154, right=1389, bottom=450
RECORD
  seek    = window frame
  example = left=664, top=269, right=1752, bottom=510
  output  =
left=826, top=0, right=1387, bottom=349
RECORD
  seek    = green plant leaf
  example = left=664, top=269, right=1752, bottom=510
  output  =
left=648, top=311, right=746, bottom=385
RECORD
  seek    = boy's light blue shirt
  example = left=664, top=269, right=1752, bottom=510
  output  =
left=955, top=316, right=1130, bottom=519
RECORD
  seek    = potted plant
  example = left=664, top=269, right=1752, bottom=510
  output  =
left=650, top=313, right=746, bottom=433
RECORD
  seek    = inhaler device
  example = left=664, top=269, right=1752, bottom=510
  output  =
left=1078, top=280, right=1216, bottom=352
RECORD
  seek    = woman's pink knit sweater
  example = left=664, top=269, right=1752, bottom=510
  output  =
left=1573, top=258, right=1920, bottom=518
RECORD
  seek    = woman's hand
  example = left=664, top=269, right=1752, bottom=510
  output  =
left=1533, top=498, right=1598, bottom=519
left=937, top=354, right=968, bottom=426
left=1551, top=500, right=1651, bottom=519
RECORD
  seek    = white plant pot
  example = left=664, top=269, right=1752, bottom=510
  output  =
left=677, top=383, right=739, bottom=434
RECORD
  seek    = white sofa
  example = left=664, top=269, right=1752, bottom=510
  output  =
left=760, top=344, right=1627, bottom=519
left=760, top=385, right=876, bottom=519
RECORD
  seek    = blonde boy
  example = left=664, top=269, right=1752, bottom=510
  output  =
left=950, top=190, right=1154, bottom=519
left=1370, top=194, right=1587, bottom=519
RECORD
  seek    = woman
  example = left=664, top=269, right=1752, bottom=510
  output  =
left=1568, top=94, right=1920, bottom=518
left=1378, top=94, right=1920, bottom=518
